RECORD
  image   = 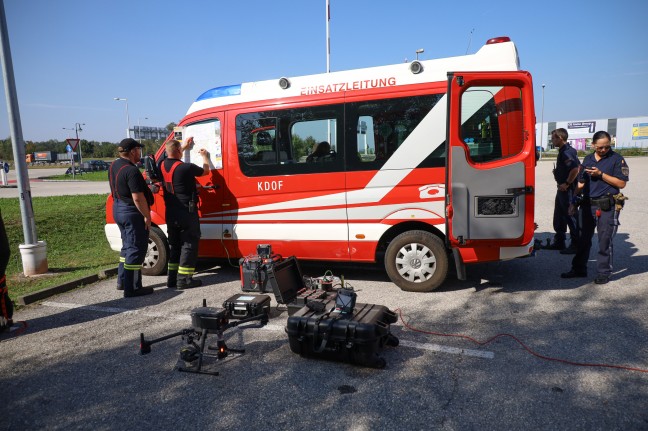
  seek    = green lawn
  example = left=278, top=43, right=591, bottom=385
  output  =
left=45, top=170, right=111, bottom=181
left=1, top=194, right=119, bottom=306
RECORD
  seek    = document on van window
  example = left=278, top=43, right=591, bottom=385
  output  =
left=182, top=121, right=222, bottom=169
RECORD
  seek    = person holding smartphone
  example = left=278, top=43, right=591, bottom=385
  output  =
left=561, top=131, right=629, bottom=284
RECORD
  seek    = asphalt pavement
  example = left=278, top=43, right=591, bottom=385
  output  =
left=1, top=159, right=647, bottom=430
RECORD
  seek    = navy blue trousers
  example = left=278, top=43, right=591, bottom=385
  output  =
left=571, top=203, right=619, bottom=277
left=114, top=200, right=149, bottom=292
left=553, top=189, right=579, bottom=244
left=166, top=209, right=201, bottom=283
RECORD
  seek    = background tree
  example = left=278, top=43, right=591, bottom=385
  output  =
left=0, top=138, right=12, bottom=160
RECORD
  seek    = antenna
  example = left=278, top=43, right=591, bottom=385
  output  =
left=465, top=28, right=475, bottom=54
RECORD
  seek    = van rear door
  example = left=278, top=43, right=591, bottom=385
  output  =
left=445, top=71, right=536, bottom=249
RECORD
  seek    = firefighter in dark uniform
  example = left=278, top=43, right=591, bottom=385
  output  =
left=109, top=138, right=154, bottom=297
left=0, top=208, right=13, bottom=331
left=161, top=137, right=210, bottom=289
left=546, top=128, right=580, bottom=253
left=561, top=131, right=629, bottom=284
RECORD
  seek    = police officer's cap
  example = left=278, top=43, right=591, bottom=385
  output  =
left=118, top=138, right=144, bottom=153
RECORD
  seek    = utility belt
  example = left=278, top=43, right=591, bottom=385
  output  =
left=165, top=194, right=197, bottom=214
left=590, top=193, right=628, bottom=212
left=591, top=196, right=613, bottom=212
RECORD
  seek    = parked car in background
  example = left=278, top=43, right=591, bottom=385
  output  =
left=85, top=160, right=111, bottom=171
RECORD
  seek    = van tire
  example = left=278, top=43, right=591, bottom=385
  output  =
left=385, top=230, right=448, bottom=292
left=142, top=226, right=168, bottom=276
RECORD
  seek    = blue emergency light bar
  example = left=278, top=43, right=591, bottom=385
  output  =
left=196, top=84, right=242, bottom=101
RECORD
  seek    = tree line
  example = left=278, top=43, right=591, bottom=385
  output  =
left=0, top=123, right=177, bottom=162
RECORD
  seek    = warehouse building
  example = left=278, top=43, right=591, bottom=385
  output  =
left=536, top=115, right=648, bottom=150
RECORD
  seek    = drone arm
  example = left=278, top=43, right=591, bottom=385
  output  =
left=140, top=328, right=194, bottom=355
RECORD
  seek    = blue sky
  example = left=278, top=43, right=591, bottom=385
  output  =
left=1, top=0, right=647, bottom=143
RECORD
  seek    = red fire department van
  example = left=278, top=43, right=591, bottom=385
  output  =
left=105, top=36, right=536, bottom=292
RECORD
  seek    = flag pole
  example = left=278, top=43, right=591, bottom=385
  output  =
left=326, top=0, right=330, bottom=73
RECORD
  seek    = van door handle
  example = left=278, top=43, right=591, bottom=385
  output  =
left=505, top=186, right=534, bottom=195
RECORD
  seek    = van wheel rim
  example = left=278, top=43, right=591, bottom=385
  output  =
left=143, top=239, right=160, bottom=268
left=395, top=242, right=436, bottom=283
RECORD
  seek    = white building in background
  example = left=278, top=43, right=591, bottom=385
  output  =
left=536, top=115, right=648, bottom=150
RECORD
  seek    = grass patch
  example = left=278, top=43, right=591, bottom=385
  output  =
left=1, top=194, right=118, bottom=306
left=45, top=170, right=110, bottom=181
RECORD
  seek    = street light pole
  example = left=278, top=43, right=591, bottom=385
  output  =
left=137, top=117, right=148, bottom=140
left=1, top=0, right=47, bottom=275
left=114, top=97, right=130, bottom=138
left=63, top=126, right=78, bottom=177
left=75, top=122, right=85, bottom=166
left=540, top=84, right=546, bottom=149
left=415, top=48, right=424, bottom=61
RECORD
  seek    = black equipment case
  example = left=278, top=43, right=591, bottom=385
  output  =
left=222, top=294, right=271, bottom=319
left=239, top=255, right=282, bottom=293
left=285, top=300, right=399, bottom=368
left=286, top=289, right=337, bottom=316
left=266, top=256, right=304, bottom=304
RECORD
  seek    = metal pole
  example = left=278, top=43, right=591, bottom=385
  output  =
left=125, top=101, right=130, bottom=138
left=75, top=123, right=84, bottom=167
left=137, top=117, right=147, bottom=140
left=326, top=0, right=330, bottom=74
left=114, top=97, right=130, bottom=138
left=0, top=0, right=37, bottom=244
left=326, top=0, right=331, bottom=143
left=540, top=84, right=545, bottom=149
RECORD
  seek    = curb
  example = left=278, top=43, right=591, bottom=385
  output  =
left=18, top=267, right=118, bottom=306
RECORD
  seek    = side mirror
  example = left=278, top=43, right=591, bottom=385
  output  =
left=142, top=155, right=160, bottom=182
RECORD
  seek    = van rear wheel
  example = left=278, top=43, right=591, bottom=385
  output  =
left=385, top=230, right=448, bottom=292
left=142, top=226, right=168, bottom=276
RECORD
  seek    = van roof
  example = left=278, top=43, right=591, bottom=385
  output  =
left=186, top=37, right=520, bottom=115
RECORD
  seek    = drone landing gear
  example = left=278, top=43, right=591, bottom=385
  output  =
left=140, top=301, right=268, bottom=376
left=175, top=329, right=247, bottom=376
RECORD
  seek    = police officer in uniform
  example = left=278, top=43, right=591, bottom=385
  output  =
left=561, top=131, right=629, bottom=284
left=109, top=138, right=154, bottom=297
left=546, top=128, right=580, bottom=253
left=161, top=137, right=210, bottom=289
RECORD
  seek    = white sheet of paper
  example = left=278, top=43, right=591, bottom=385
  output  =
left=181, top=121, right=222, bottom=169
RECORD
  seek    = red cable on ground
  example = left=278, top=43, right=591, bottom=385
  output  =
left=396, top=309, right=648, bottom=374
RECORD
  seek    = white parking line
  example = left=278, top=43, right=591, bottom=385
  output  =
left=42, top=301, right=191, bottom=321
left=41, top=301, right=494, bottom=359
left=399, top=339, right=494, bottom=359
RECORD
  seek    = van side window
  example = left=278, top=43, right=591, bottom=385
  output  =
left=345, top=94, right=445, bottom=171
left=237, top=105, right=343, bottom=177
left=460, top=85, right=524, bottom=163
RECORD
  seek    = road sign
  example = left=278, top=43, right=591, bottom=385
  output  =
left=66, top=138, right=80, bottom=150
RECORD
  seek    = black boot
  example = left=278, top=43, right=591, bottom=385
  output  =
left=0, top=276, right=14, bottom=332
left=559, top=242, right=578, bottom=255
left=124, top=287, right=154, bottom=297
left=177, top=277, right=202, bottom=290
left=545, top=241, right=566, bottom=250
left=167, top=269, right=178, bottom=288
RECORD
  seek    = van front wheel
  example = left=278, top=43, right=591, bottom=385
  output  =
left=385, top=230, right=448, bottom=292
left=142, top=226, right=168, bottom=276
